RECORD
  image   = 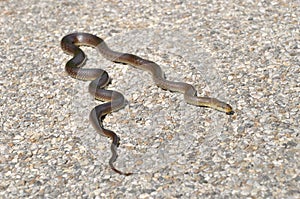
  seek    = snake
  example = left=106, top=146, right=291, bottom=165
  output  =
left=61, top=32, right=234, bottom=176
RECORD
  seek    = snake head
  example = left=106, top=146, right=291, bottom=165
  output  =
left=210, top=98, right=234, bottom=115
left=223, top=103, right=234, bottom=115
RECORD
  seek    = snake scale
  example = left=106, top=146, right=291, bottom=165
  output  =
left=61, top=32, right=234, bottom=176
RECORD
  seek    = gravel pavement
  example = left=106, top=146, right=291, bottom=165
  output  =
left=0, top=0, right=299, bottom=198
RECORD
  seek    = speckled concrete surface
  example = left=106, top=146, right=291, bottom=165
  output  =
left=0, top=0, right=299, bottom=198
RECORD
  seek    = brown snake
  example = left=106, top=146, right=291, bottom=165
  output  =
left=61, top=32, right=234, bottom=176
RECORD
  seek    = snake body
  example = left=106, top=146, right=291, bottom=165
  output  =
left=61, top=32, right=234, bottom=176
